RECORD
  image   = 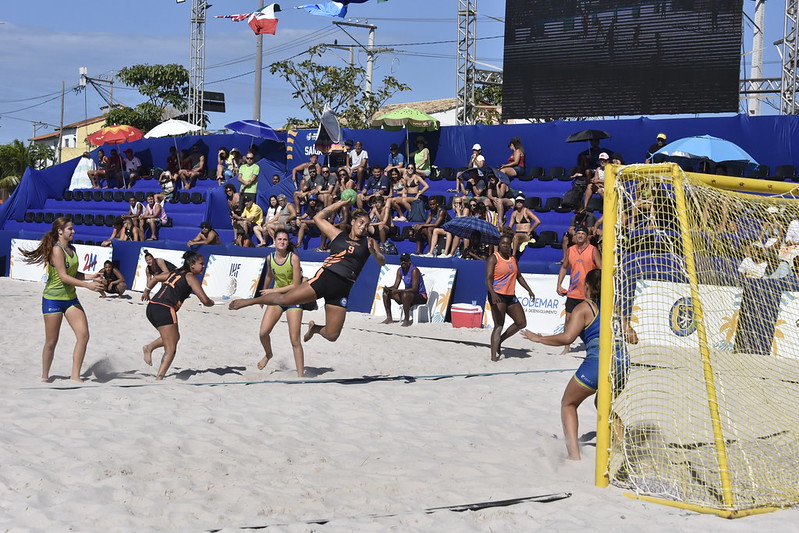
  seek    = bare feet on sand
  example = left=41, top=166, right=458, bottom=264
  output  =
left=228, top=299, right=246, bottom=311
left=401, top=320, right=411, bottom=327
left=381, top=317, right=393, bottom=325
left=303, top=320, right=316, bottom=342
left=142, top=345, right=153, bottom=366
left=257, top=353, right=273, bottom=370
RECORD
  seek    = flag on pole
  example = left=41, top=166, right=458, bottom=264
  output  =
left=297, top=1, right=347, bottom=18
left=215, top=13, right=252, bottom=21
left=248, top=3, right=281, bottom=35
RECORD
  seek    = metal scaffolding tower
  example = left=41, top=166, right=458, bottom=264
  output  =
left=781, top=0, right=799, bottom=113
left=456, top=0, right=477, bottom=125
left=187, top=0, right=207, bottom=126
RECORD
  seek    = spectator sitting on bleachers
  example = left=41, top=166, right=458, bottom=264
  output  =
left=166, top=146, right=180, bottom=177
left=233, top=197, right=263, bottom=247
left=156, top=171, right=176, bottom=203
left=98, top=260, right=127, bottom=298
left=216, top=147, right=230, bottom=185
left=578, top=138, right=614, bottom=171
left=335, top=167, right=355, bottom=194
left=463, top=229, right=490, bottom=261
left=178, top=144, right=206, bottom=190
left=293, top=165, right=322, bottom=212
left=392, top=163, right=429, bottom=222
left=296, top=195, right=324, bottom=247
left=226, top=148, right=242, bottom=181
left=454, top=143, right=486, bottom=191
left=412, top=136, right=432, bottom=177
left=141, top=192, right=168, bottom=241
left=413, top=196, right=450, bottom=256
left=253, top=195, right=282, bottom=247
left=122, top=196, right=144, bottom=235
left=188, top=221, right=222, bottom=247
left=264, top=194, right=297, bottom=246
left=583, top=152, right=609, bottom=209
left=385, top=143, right=406, bottom=173
left=349, top=140, right=369, bottom=189
left=88, top=149, right=108, bottom=189
left=107, top=149, right=123, bottom=189
left=428, top=195, right=470, bottom=258
left=224, top=183, right=242, bottom=227
left=508, top=195, right=541, bottom=255
left=122, top=149, right=142, bottom=189
left=646, top=133, right=667, bottom=163
left=386, top=167, right=406, bottom=220
left=367, top=194, right=392, bottom=243
left=317, top=166, right=337, bottom=207
left=291, top=153, right=322, bottom=189
left=179, top=148, right=192, bottom=175
left=101, top=217, right=141, bottom=246
left=357, top=165, right=390, bottom=210
left=460, top=167, right=487, bottom=199
left=486, top=171, right=517, bottom=226
left=497, top=137, right=526, bottom=180
left=560, top=207, right=598, bottom=264
left=69, top=152, right=95, bottom=190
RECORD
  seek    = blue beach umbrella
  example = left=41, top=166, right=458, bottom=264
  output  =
left=224, top=119, right=281, bottom=142
left=653, top=135, right=759, bottom=170
left=442, top=216, right=502, bottom=245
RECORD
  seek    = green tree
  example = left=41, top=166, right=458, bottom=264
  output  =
left=270, top=46, right=410, bottom=129
left=475, top=84, right=503, bottom=125
left=0, top=140, right=54, bottom=194
left=105, top=64, right=192, bottom=132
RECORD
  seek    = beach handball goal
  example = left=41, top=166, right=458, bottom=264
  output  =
left=595, top=163, right=799, bottom=517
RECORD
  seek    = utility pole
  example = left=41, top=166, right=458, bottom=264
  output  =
left=253, top=0, right=265, bottom=120
left=332, top=21, right=379, bottom=95
left=57, top=81, right=65, bottom=164
left=187, top=0, right=207, bottom=127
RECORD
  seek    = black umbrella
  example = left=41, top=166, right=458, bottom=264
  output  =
left=442, top=216, right=502, bottom=245
left=565, top=129, right=612, bottom=143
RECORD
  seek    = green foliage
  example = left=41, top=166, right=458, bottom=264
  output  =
left=270, top=46, right=410, bottom=129
left=106, top=64, right=192, bottom=132
left=0, top=140, right=54, bottom=193
left=475, top=85, right=503, bottom=125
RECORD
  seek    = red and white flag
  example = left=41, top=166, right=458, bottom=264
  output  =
left=248, top=3, right=280, bottom=35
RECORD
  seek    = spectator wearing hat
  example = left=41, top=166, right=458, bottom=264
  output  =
left=382, top=253, right=428, bottom=327
left=455, top=143, right=486, bottom=193
left=216, top=147, right=231, bottom=185
left=556, top=225, right=601, bottom=354
left=349, top=140, right=370, bottom=189
left=508, top=195, right=541, bottom=255
left=412, top=136, right=431, bottom=177
left=225, top=148, right=242, bottom=181
left=385, top=143, right=406, bottom=173
left=646, top=133, right=668, bottom=163
left=188, top=222, right=222, bottom=248
left=583, top=152, right=609, bottom=210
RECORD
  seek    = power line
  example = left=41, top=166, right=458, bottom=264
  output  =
left=0, top=90, right=63, bottom=104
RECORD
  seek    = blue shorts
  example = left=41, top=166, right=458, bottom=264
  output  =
left=42, top=297, right=81, bottom=315
left=574, top=338, right=630, bottom=392
left=511, top=166, right=525, bottom=177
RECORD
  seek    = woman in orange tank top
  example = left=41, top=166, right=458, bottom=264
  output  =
left=485, top=233, right=535, bottom=361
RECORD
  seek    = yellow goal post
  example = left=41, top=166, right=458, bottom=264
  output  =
left=595, top=163, right=799, bottom=518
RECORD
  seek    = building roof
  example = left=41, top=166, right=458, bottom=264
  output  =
left=29, top=115, right=106, bottom=141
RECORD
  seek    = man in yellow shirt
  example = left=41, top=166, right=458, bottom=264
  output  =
left=232, top=197, right=263, bottom=247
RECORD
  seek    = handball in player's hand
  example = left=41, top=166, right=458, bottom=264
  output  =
left=341, top=188, right=357, bottom=205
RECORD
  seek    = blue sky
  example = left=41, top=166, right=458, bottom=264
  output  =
left=0, top=1, right=785, bottom=145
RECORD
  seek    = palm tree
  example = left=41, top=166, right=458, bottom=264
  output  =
left=0, top=140, right=54, bottom=196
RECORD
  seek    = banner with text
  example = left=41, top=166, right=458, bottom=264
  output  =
left=483, top=273, right=566, bottom=334
left=10, top=239, right=112, bottom=282
left=131, top=247, right=188, bottom=292
left=202, top=254, right=266, bottom=301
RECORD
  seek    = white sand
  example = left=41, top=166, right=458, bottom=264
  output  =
left=0, top=276, right=796, bottom=532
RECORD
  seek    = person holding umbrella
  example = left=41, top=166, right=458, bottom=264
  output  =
left=486, top=231, right=535, bottom=362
